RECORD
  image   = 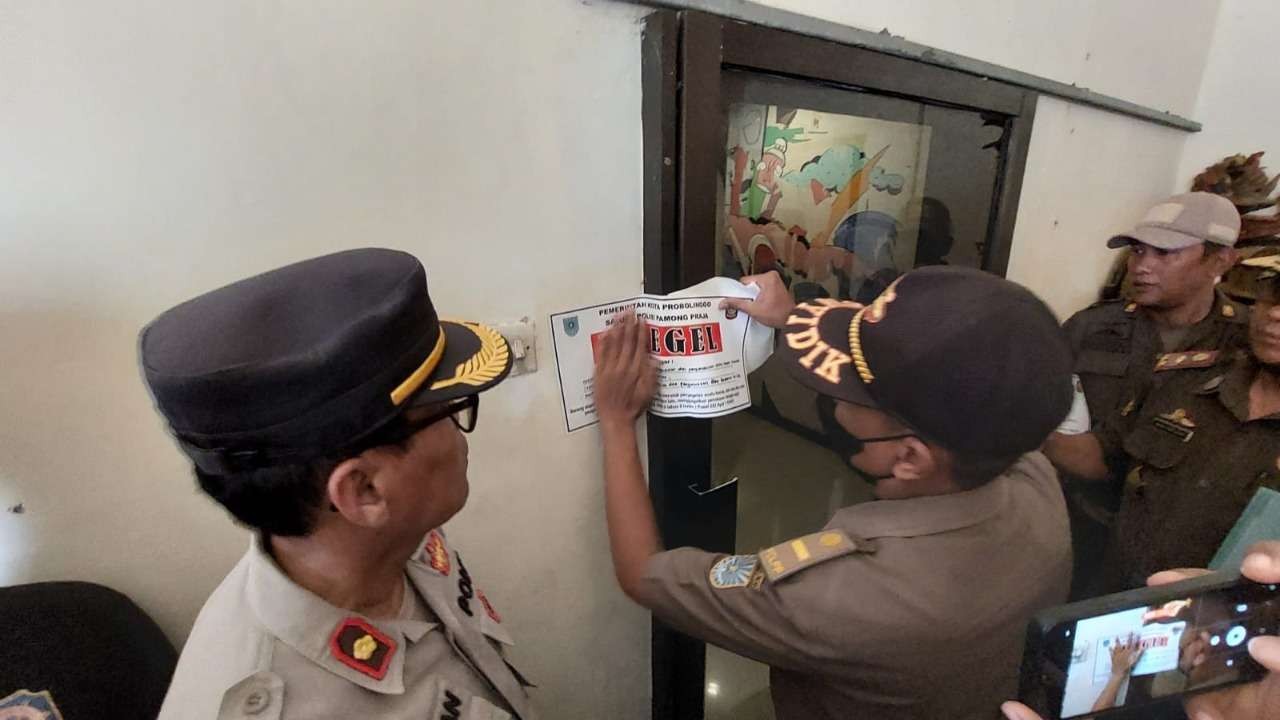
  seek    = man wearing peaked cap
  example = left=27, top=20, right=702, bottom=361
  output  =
left=1054, top=192, right=1248, bottom=598
left=141, top=249, right=536, bottom=720
left=593, top=266, right=1074, bottom=720
left=1065, top=191, right=1247, bottom=427
left=1050, top=251, right=1280, bottom=593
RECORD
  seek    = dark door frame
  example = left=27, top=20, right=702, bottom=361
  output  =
left=641, top=10, right=1038, bottom=718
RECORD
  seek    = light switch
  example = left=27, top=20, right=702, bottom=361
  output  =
left=493, top=317, right=537, bottom=377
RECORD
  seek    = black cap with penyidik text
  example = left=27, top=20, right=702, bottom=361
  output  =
left=778, top=266, right=1072, bottom=459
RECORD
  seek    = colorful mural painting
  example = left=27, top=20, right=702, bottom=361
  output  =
left=721, top=104, right=931, bottom=303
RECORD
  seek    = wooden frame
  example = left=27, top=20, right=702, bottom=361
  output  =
left=641, top=10, right=1038, bottom=718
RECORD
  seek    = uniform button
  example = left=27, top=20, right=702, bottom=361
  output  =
left=243, top=688, right=270, bottom=715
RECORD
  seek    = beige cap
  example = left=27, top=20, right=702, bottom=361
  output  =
left=1107, top=192, right=1241, bottom=250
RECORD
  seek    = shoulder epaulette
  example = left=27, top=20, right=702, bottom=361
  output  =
left=1154, top=350, right=1220, bottom=372
left=758, top=530, right=874, bottom=583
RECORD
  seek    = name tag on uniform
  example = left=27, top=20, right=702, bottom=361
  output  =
left=1152, top=409, right=1195, bottom=443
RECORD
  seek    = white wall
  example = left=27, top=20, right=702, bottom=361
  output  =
left=1175, top=0, right=1280, bottom=187
left=0, top=1, right=1256, bottom=718
left=0, top=1, right=650, bottom=718
left=757, top=0, right=1222, bottom=318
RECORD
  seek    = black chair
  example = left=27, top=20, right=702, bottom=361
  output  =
left=0, top=581, right=177, bottom=719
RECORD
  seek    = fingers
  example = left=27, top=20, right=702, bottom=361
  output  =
left=625, top=314, right=649, bottom=378
left=719, top=296, right=749, bottom=312
left=640, top=355, right=659, bottom=400
left=1241, top=540, right=1280, bottom=583
left=617, top=312, right=638, bottom=369
left=597, top=318, right=621, bottom=368
left=1147, top=568, right=1212, bottom=586
left=1145, top=541, right=1279, bottom=587
left=739, top=271, right=782, bottom=289
left=1249, top=635, right=1280, bottom=672
left=999, top=701, right=1043, bottom=720
left=1185, top=693, right=1228, bottom=720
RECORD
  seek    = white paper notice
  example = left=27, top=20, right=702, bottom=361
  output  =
left=549, top=277, right=775, bottom=432
left=1055, top=373, right=1092, bottom=435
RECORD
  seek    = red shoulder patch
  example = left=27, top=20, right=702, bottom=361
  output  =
left=329, top=617, right=396, bottom=680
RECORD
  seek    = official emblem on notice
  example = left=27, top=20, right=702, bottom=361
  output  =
left=549, top=277, right=775, bottom=432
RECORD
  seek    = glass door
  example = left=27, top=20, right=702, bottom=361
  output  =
left=703, top=71, right=1010, bottom=719
left=640, top=12, right=1037, bottom=719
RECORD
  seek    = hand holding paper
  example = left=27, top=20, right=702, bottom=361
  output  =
left=550, top=277, right=775, bottom=431
left=593, top=313, right=659, bottom=430
left=720, top=270, right=796, bottom=329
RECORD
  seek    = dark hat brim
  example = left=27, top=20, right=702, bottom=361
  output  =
left=777, top=302, right=879, bottom=409
left=404, top=320, right=514, bottom=407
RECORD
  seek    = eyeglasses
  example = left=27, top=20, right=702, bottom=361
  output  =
left=406, top=394, right=480, bottom=435
left=815, top=395, right=914, bottom=458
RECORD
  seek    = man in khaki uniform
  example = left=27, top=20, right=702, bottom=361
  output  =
left=141, top=249, right=534, bottom=719
left=1050, top=253, right=1280, bottom=592
left=1054, top=192, right=1247, bottom=597
left=593, top=266, right=1075, bottom=720
left=1062, top=192, right=1247, bottom=424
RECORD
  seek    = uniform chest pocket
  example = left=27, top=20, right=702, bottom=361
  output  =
left=1122, top=419, right=1192, bottom=470
left=1081, top=322, right=1132, bottom=353
left=1075, top=349, right=1129, bottom=377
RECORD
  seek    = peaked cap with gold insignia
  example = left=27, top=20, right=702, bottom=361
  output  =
left=140, top=248, right=512, bottom=474
left=778, top=266, right=1073, bottom=459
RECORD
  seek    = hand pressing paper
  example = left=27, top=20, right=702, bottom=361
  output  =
left=549, top=277, right=774, bottom=432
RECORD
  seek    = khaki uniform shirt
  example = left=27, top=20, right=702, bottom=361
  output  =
left=639, top=453, right=1071, bottom=720
left=1098, top=356, right=1280, bottom=591
left=1061, top=292, right=1248, bottom=531
left=158, top=530, right=536, bottom=720
left=1062, top=291, right=1248, bottom=427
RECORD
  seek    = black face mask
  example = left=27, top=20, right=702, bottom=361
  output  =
left=815, top=395, right=914, bottom=483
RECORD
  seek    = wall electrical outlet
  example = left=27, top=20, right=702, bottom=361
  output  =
left=493, top=317, right=537, bottom=377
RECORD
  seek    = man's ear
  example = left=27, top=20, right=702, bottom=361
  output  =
left=890, top=436, right=938, bottom=482
left=327, top=455, right=391, bottom=528
left=1209, top=247, right=1239, bottom=279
